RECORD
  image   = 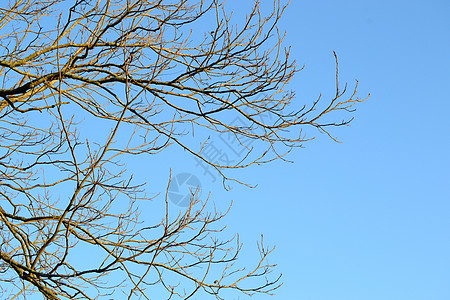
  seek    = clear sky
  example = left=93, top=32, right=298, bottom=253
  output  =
left=148, top=0, right=450, bottom=299
left=13, top=0, right=447, bottom=299
left=3, top=0, right=449, bottom=299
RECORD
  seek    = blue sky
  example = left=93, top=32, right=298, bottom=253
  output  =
left=155, top=0, right=450, bottom=299
left=3, top=1, right=449, bottom=299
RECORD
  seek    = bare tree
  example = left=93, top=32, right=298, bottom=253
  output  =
left=0, top=0, right=368, bottom=299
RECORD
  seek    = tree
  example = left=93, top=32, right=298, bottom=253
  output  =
left=0, top=0, right=368, bottom=299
